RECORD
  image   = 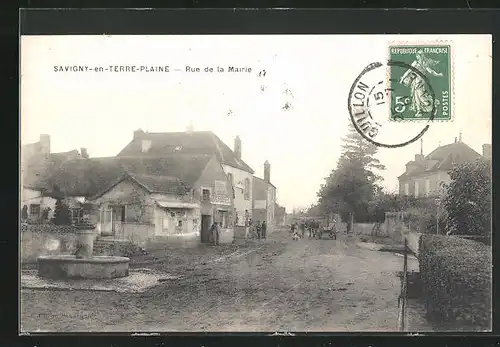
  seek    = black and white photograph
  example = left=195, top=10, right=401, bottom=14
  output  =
left=20, top=33, right=492, bottom=333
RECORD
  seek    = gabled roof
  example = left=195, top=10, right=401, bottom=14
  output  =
left=253, top=175, right=276, bottom=189
left=117, top=131, right=254, bottom=174
left=22, top=150, right=81, bottom=189
left=32, top=154, right=213, bottom=198
left=398, top=142, right=482, bottom=179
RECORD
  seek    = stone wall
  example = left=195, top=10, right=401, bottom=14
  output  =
left=112, top=222, right=155, bottom=247
left=353, top=223, right=376, bottom=235
left=20, top=224, right=98, bottom=263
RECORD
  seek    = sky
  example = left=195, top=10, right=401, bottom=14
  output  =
left=20, top=35, right=492, bottom=212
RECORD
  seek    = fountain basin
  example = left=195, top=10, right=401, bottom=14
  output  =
left=37, top=255, right=130, bottom=279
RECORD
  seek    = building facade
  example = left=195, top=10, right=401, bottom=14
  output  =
left=274, top=203, right=286, bottom=226
left=398, top=138, right=490, bottom=198
left=252, top=161, right=276, bottom=233
left=117, top=130, right=254, bottom=227
left=52, top=154, right=234, bottom=245
left=21, top=134, right=89, bottom=222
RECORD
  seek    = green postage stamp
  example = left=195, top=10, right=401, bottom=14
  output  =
left=389, top=44, right=452, bottom=122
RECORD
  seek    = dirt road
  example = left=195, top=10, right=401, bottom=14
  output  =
left=21, top=229, right=427, bottom=332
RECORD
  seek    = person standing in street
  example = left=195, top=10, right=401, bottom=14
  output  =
left=256, top=221, right=262, bottom=239
left=21, top=205, right=29, bottom=223
left=210, top=222, right=220, bottom=246
left=300, top=222, right=306, bottom=238
left=261, top=221, right=267, bottom=239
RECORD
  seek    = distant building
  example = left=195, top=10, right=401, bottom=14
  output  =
left=274, top=203, right=286, bottom=226
left=252, top=160, right=276, bottom=233
left=21, top=134, right=88, bottom=222
left=398, top=136, right=490, bottom=198
left=117, top=129, right=255, bottom=227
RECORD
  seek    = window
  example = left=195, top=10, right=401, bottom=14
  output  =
left=404, top=183, right=409, bottom=196
left=202, top=189, right=211, bottom=202
left=425, top=179, right=430, bottom=196
left=111, top=205, right=125, bottom=222
left=29, top=204, right=40, bottom=218
left=244, top=178, right=250, bottom=200
left=414, top=181, right=419, bottom=198
left=71, top=208, right=84, bottom=225
left=227, top=173, right=235, bottom=198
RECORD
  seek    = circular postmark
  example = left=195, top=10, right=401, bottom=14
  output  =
left=347, top=60, right=436, bottom=148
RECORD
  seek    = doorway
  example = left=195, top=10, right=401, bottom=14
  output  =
left=201, top=214, right=212, bottom=243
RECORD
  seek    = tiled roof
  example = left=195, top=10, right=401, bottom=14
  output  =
left=40, top=157, right=127, bottom=197
left=117, top=131, right=254, bottom=174
left=398, top=142, right=481, bottom=179
left=22, top=150, right=81, bottom=189
left=34, top=154, right=213, bottom=198
left=253, top=175, right=276, bottom=190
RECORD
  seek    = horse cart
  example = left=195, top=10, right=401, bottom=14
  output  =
left=315, top=222, right=337, bottom=240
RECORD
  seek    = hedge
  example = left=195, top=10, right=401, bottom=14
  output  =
left=419, top=235, right=492, bottom=329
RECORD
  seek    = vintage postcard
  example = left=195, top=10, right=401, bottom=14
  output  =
left=20, top=34, right=492, bottom=333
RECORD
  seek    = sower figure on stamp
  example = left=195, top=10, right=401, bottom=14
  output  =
left=400, top=50, right=443, bottom=118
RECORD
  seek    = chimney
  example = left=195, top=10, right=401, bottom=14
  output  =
left=80, top=148, right=89, bottom=159
left=415, top=154, right=424, bottom=162
left=186, top=120, right=194, bottom=133
left=454, top=137, right=457, bottom=143
left=141, top=139, right=152, bottom=153
left=234, top=136, right=242, bottom=159
left=264, top=160, right=271, bottom=183
left=459, top=130, right=462, bottom=142
left=482, top=144, right=491, bottom=158
left=133, top=129, right=145, bottom=139
left=39, top=134, right=50, bottom=154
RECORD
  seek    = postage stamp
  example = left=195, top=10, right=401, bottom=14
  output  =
left=388, top=43, right=453, bottom=122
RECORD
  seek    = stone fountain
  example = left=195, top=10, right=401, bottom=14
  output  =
left=37, top=225, right=130, bottom=279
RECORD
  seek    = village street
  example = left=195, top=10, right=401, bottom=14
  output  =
left=21, top=228, right=430, bottom=333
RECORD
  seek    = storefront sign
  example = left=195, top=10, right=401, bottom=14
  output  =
left=254, top=200, right=267, bottom=209
left=212, top=180, right=231, bottom=205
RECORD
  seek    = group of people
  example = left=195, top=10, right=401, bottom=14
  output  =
left=209, top=219, right=268, bottom=245
left=290, top=219, right=325, bottom=239
left=248, top=219, right=267, bottom=239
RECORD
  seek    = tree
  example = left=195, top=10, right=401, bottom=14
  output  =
left=442, top=158, right=492, bottom=237
left=367, top=193, right=420, bottom=223
left=50, top=184, right=72, bottom=225
left=52, top=199, right=72, bottom=225
left=317, top=123, right=386, bottom=226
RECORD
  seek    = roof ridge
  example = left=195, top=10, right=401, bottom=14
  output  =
left=209, top=132, right=226, bottom=163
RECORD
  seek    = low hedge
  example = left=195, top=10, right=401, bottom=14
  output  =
left=419, top=235, right=492, bottom=329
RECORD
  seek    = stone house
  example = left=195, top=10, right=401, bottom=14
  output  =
left=274, top=203, right=286, bottom=226
left=21, top=134, right=89, bottom=222
left=252, top=161, right=276, bottom=233
left=117, top=129, right=254, bottom=227
left=398, top=137, right=491, bottom=198
left=43, top=154, right=234, bottom=246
